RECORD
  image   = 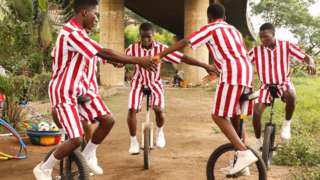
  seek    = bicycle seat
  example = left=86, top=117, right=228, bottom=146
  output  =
left=77, top=96, right=90, bottom=104
left=268, top=85, right=280, bottom=99
left=142, top=86, right=151, bottom=96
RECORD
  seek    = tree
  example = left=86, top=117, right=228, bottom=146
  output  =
left=250, top=0, right=320, bottom=57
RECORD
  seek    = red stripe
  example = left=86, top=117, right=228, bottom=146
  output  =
left=214, top=84, right=224, bottom=115
left=253, top=48, right=260, bottom=79
left=212, top=30, right=233, bottom=83
left=228, top=28, right=249, bottom=85
left=267, top=50, right=273, bottom=83
left=61, top=106, right=75, bottom=138
left=261, top=47, right=267, bottom=83
left=274, top=48, right=279, bottom=84
left=70, top=105, right=83, bottom=136
left=56, top=107, right=72, bottom=138
left=232, top=86, right=243, bottom=115
left=69, top=32, right=94, bottom=59
left=223, top=85, right=233, bottom=117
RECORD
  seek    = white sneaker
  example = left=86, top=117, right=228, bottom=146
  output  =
left=86, top=157, right=103, bottom=175
left=228, top=150, right=258, bottom=175
left=129, top=137, right=140, bottom=154
left=156, top=128, right=166, bottom=148
left=239, top=167, right=250, bottom=176
left=33, top=162, right=52, bottom=180
left=221, top=161, right=250, bottom=177
left=281, top=121, right=291, bottom=140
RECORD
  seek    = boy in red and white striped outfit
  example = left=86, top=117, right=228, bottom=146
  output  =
left=248, top=23, right=316, bottom=146
left=125, top=23, right=217, bottom=154
left=156, top=4, right=257, bottom=175
left=33, top=1, right=157, bottom=179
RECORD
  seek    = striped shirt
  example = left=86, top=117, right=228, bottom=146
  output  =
left=187, top=19, right=253, bottom=87
left=125, top=41, right=183, bottom=85
left=49, top=18, right=103, bottom=107
left=248, top=40, right=305, bottom=84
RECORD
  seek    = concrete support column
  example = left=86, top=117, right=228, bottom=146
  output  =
left=99, top=0, right=125, bottom=86
left=183, top=0, right=209, bottom=85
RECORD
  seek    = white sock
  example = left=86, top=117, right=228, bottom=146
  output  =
left=283, top=119, right=291, bottom=126
left=82, top=140, right=98, bottom=159
left=130, top=136, right=137, bottom=142
left=257, top=138, right=262, bottom=143
left=41, top=153, right=58, bottom=170
left=157, top=126, right=164, bottom=133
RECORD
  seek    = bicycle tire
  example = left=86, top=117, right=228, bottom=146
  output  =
left=206, top=143, right=267, bottom=180
left=143, top=126, right=151, bottom=170
left=44, top=147, right=90, bottom=180
left=262, top=124, right=275, bottom=169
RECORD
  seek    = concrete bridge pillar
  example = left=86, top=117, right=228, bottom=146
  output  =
left=99, top=0, right=125, bottom=86
left=183, top=0, right=210, bottom=85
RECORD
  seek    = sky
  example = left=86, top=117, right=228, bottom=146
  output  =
left=250, top=0, right=320, bottom=43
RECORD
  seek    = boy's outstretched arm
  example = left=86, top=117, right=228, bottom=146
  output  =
left=181, top=55, right=219, bottom=75
left=97, top=48, right=157, bottom=72
left=157, top=39, right=189, bottom=59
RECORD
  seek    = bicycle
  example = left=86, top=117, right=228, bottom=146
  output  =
left=206, top=90, right=267, bottom=180
left=140, top=85, right=154, bottom=170
left=45, top=97, right=91, bottom=180
left=261, top=85, right=280, bottom=169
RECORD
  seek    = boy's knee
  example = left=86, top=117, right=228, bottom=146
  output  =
left=153, top=106, right=162, bottom=113
left=69, top=137, right=82, bottom=147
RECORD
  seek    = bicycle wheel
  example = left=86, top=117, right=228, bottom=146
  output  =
left=45, top=148, right=90, bottom=180
left=206, top=143, right=267, bottom=180
left=143, top=126, right=151, bottom=170
left=262, top=124, right=276, bottom=169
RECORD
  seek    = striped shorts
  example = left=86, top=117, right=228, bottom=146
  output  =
left=212, top=83, right=253, bottom=118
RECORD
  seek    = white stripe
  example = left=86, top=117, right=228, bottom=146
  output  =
left=227, top=85, right=238, bottom=116
left=276, top=44, right=283, bottom=83
left=218, top=84, right=229, bottom=116
left=216, top=29, right=238, bottom=84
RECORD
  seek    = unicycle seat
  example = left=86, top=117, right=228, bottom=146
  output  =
left=142, top=86, right=151, bottom=96
left=268, top=85, right=280, bottom=99
left=239, top=90, right=260, bottom=104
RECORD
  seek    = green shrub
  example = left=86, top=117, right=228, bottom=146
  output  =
left=28, top=72, right=50, bottom=101
left=11, top=75, right=32, bottom=100
left=274, top=132, right=320, bottom=166
left=291, top=166, right=320, bottom=180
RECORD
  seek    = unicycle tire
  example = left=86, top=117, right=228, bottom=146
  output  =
left=206, top=143, right=267, bottom=180
left=262, top=124, right=276, bottom=169
left=143, top=126, right=151, bottom=170
left=44, top=147, right=90, bottom=180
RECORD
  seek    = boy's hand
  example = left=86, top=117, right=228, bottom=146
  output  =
left=202, top=74, right=218, bottom=83
left=152, top=55, right=161, bottom=64
left=307, top=63, right=316, bottom=75
left=138, top=56, right=158, bottom=72
left=205, top=64, right=220, bottom=76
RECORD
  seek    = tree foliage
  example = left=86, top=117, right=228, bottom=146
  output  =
left=250, top=0, right=320, bottom=57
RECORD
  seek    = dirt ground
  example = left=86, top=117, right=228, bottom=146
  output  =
left=0, top=88, right=292, bottom=180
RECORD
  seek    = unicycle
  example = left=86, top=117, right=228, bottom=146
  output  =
left=46, top=96, right=90, bottom=180
left=141, top=85, right=153, bottom=170
left=206, top=90, right=267, bottom=180
left=261, top=85, right=279, bottom=169
left=45, top=139, right=89, bottom=180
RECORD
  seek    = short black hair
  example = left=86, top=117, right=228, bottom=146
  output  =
left=207, top=3, right=225, bottom=19
left=73, top=0, right=98, bottom=13
left=259, top=23, right=275, bottom=32
left=139, top=22, right=154, bottom=32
